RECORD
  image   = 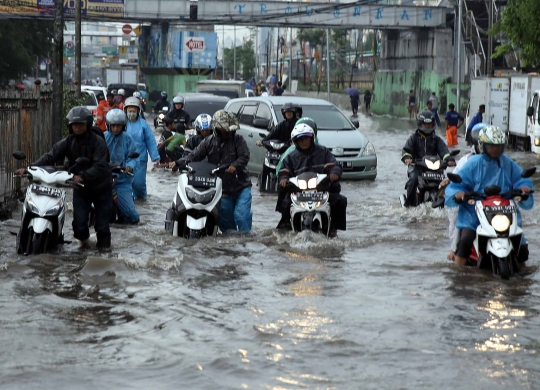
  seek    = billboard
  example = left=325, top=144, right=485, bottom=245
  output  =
left=0, top=0, right=37, bottom=14
left=0, top=0, right=125, bottom=17
left=139, top=26, right=217, bottom=70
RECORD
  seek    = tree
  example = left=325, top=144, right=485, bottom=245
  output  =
left=297, top=29, right=324, bottom=85
left=331, top=30, right=349, bottom=89
left=490, top=0, right=540, bottom=67
left=0, top=20, right=54, bottom=81
left=223, top=39, right=256, bottom=80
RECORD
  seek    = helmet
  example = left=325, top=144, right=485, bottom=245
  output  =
left=470, top=122, right=489, bottom=147
left=106, top=108, right=127, bottom=132
left=212, top=110, right=239, bottom=137
left=281, top=102, right=302, bottom=119
left=295, top=117, right=318, bottom=135
left=161, top=91, right=168, bottom=98
left=173, top=96, right=184, bottom=105
left=194, top=114, right=212, bottom=133
left=290, top=123, right=315, bottom=149
left=66, top=106, right=93, bottom=133
left=478, top=125, right=506, bottom=153
left=132, top=91, right=141, bottom=99
left=118, top=88, right=125, bottom=96
left=123, top=97, right=141, bottom=113
left=416, top=110, right=436, bottom=135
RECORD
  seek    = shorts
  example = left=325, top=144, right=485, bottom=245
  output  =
left=408, top=103, right=416, bottom=113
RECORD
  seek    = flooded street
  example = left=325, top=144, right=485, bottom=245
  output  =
left=1, top=113, right=540, bottom=389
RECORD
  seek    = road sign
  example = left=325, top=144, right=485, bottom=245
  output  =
left=122, top=24, right=132, bottom=35
left=133, top=24, right=142, bottom=36
left=45, top=59, right=51, bottom=65
left=118, top=46, right=128, bottom=54
left=185, top=37, right=205, bottom=52
left=65, top=41, right=74, bottom=49
left=39, top=61, right=46, bottom=71
left=63, top=45, right=75, bottom=58
left=102, top=46, right=118, bottom=55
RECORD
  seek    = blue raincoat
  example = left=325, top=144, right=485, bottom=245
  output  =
left=126, top=117, right=160, bottom=199
left=445, top=153, right=533, bottom=232
left=105, top=131, right=140, bottom=223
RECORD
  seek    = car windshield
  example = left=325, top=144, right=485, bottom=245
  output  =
left=185, top=100, right=228, bottom=121
left=138, top=85, right=146, bottom=91
left=273, top=104, right=354, bottom=130
left=83, top=93, right=97, bottom=106
left=199, top=89, right=239, bottom=99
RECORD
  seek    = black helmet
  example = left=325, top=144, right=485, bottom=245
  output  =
left=416, top=110, right=436, bottom=135
left=66, top=106, right=93, bottom=133
left=281, top=102, right=302, bottom=120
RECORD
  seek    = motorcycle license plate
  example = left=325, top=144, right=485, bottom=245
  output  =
left=30, top=184, right=61, bottom=197
left=189, top=176, right=216, bottom=188
left=296, top=191, right=324, bottom=202
left=484, top=205, right=515, bottom=213
left=423, top=172, right=445, bottom=181
left=337, top=161, right=353, bottom=170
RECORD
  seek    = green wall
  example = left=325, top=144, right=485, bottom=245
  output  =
left=371, top=71, right=454, bottom=117
left=144, top=74, right=210, bottom=105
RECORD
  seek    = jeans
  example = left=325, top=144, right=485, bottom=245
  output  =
left=73, top=187, right=112, bottom=246
left=219, top=187, right=253, bottom=233
left=132, top=160, right=148, bottom=199
left=431, top=108, right=441, bottom=126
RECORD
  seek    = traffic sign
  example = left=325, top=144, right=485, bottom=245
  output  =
left=122, top=24, right=132, bottom=35
left=45, top=59, right=51, bottom=65
left=39, top=61, right=46, bottom=71
left=184, top=37, right=205, bottom=52
left=133, top=25, right=142, bottom=36
left=65, top=41, right=74, bottom=49
left=102, top=46, right=118, bottom=55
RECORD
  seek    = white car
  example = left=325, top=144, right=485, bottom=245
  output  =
left=82, top=85, right=107, bottom=98
left=81, top=90, right=99, bottom=122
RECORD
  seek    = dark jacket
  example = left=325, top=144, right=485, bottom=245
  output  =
left=364, top=92, right=372, bottom=103
left=263, top=118, right=296, bottom=143
left=401, top=130, right=454, bottom=163
left=33, top=129, right=112, bottom=191
left=279, top=144, right=342, bottom=192
left=153, top=98, right=170, bottom=112
left=184, top=134, right=203, bottom=154
left=166, top=108, right=191, bottom=131
left=186, top=133, right=251, bottom=198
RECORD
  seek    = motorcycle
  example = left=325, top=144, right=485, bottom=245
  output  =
left=258, top=138, right=289, bottom=193
left=11, top=151, right=90, bottom=255
left=164, top=161, right=226, bottom=239
left=154, top=106, right=169, bottom=128
left=447, top=167, right=536, bottom=279
left=279, top=163, right=334, bottom=237
left=399, top=148, right=460, bottom=208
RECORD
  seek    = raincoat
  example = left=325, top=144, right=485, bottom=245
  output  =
left=445, top=153, right=533, bottom=232
left=126, top=117, right=160, bottom=199
left=105, top=131, right=139, bottom=223
left=275, top=137, right=320, bottom=175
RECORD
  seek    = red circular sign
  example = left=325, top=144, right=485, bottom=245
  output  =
left=122, top=24, right=132, bottom=35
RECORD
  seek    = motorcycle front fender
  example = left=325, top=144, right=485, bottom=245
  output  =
left=186, top=214, right=207, bottom=230
left=486, top=238, right=513, bottom=258
left=28, top=218, right=53, bottom=234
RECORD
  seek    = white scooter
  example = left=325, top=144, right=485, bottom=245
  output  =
left=448, top=167, right=536, bottom=279
left=280, top=163, right=334, bottom=237
left=164, top=161, right=226, bottom=239
left=11, top=152, right=89, bottom=255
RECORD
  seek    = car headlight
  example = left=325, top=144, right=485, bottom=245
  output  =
left=45, top=203, right=61, bottom=216
left=270, top=141, right=285, bottom=150
left=298, top=179, right=308, bottom=190
left=491, top=214, right=511, bottom=232
left=307, top=177, right=317, bottom=189
left=425, top=159, right=441, bottom=170
left=26, top=200, right=40, bottom=214
left=186, top=188, right=216, bottom=205
left=361, top=142, right=376, bottom=156
left=535, top=138, right=540, bottom=146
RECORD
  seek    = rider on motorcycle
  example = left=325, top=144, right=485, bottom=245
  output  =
left=401, top=110, right=456, bottom=207
left=167, top=96, right=192, bottom=133
left=132, top=91, right=146, bottom=118
left=184, top=114, right=213, bottom=155
left=275, top=117, right=319, bottom=174
left=445, top=125, right=533, bottom=266
left=256, top=102, right=302, bottom=146
left=152, top=91, right=170, bottom=113
left=104, top=109, right=140, bottom=224
left=278, top=123, right=347, bottom=237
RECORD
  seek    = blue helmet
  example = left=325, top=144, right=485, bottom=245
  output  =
left=193, top=113, right=212, bottom=133
left=471, top=122, right=490, bottom=146
left=106, top=108, right=127, bottom=132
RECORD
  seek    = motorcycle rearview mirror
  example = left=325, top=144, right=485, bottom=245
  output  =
left=128, top=152, right=140, bottom=159
left=351, top=119, right=360, bottom=128
left=484, top=185, right=501, bottom=196
left=12, top=151, right=27, bottom=160
left=324, top=163, right=335, bottom=171
left=449, top=149, right=460, bottom=157
left=447, top=173, right=462, bottom=183
left=521, top=167, right=536, bottom=178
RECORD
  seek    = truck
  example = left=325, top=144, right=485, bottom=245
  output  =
left=527, top=89, right=540, bottom=154
left=508, top=75, right=540, bottom=151
left=196, top=80, right=246, bottom=99
left=105, top=68, right=137, bottom=87
left=466, top=77, right=510, bottom=134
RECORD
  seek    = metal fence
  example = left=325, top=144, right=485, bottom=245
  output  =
left=0, top=85, right=54, bottom=211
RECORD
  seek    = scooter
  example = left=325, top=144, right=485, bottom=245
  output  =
left=280, top=163, right=334, bottom=237
left=154, top=106, right=169, bottom=128
left=447, top=167, right=536, bottom=279
left=399, top=148, right=460, bottom=208
left=11, top=152, right=89, bottom=255
left=258, top=139, right=289, bottom=193
left=164, top=161, right=226, bottom=239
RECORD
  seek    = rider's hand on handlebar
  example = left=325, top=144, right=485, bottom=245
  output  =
left=280, top=178, right=288, bottom=188
left=447, top=160, right=456, bottom=167
left=125, top=166, right=133, bottom=174
left=455, top=191, right=466, bottom=201
left=72, top=175, right=83, bottom=185
left=15, top=168, right=27, bottom=176
left=225, top=166, right=236, bottom=174
left=168, top=161, right=177, bottom=169
left=256, top=140, right=262, bottom=146
left=520, top=186, right=532, bottom=195
left=404, top=158, right=413, bottom=165
left=330, top=173, right=339, bottom=182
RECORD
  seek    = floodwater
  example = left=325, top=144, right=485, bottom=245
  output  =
left=1, top=113, right=540, bottom=389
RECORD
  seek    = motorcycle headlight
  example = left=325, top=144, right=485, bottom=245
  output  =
left=186, top=188, right=216, bottom=205
left=270, top=141, right=285, bottom=149
left=425, top=159, right=441, bottom=170
left=26, top=200, right=40, bottom=215
left=491, top=214, right=511, bottom=232
left=45, top=203, right=61, bottom=216
left=361, top=142, right=376, bottom=156
left=159, top=114, right=165, bottom=120
left=298, top=179, right=308, bottom=190
left=307, top=177, right=317, bottom=189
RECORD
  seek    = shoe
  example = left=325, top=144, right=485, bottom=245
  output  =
left=96, top=236, right=111, bottom=250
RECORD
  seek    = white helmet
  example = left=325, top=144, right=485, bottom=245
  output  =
left=194, top=114, right=212, bottom=133
left=118, top=88, right=125, bottom=96
left=291, top=123, right=315, bottom=149
left=132, top=91, right=141, bottom=99
left=173, top=96, right=184, bottom=105
left=123, top=97, right=141, bottom=114
left=478, top=125, right=506, bottom=153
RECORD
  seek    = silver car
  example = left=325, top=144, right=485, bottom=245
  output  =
left=224, top=96, right=377, bottom=180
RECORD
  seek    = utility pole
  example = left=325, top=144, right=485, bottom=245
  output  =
left=457, top=0, right=462, bottom=113
left=289, top=28, right=293, bottom=90
left=222, top=25, right=225, bottom=80
left=233, top=26, right=236, bottom=80
left=326, top=29, right=330, bottom=101
left=276, top=27, right=280, bottom=80
left=487, top=0, right=493, bottom=76
left=75, top=0, right=81, bottom=97
left=52, top=0, right=64, bottom=142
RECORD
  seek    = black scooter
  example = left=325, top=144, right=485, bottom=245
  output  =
left=258, top=138, right=289, bottom=194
